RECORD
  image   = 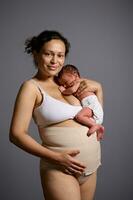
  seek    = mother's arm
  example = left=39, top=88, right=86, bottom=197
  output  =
left=9, top=81, right=58, bottom=160
left=75, top=78, right=103, bottom=106
left=9, top=81, right=85, bottom=174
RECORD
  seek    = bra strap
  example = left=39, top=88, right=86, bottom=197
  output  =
left=30, top=79, right=45, bottom=94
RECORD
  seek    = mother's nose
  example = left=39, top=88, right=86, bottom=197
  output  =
left=51, top=55, right=57, bottom=63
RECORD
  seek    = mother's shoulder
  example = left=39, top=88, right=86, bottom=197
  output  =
left=18, top=79, right=39, bottom=95
left=81, top=78, right=102, bottom=86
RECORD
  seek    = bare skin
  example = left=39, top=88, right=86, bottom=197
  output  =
left=10, top=39, right=103, bottom=200
left=58, top=72, right=104, bottom=140
left=40, top=168, right=97, bottom=200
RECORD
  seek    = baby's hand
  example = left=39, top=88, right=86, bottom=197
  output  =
left=58, top=86, right=66, bottom=93
left=73, top=79, right=80, bottom=85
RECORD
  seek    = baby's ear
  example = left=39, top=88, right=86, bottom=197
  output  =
left=75, top=74, right=80, bottom=80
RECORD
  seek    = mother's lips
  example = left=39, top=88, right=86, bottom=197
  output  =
left=48, top=66, right=58, bottom=70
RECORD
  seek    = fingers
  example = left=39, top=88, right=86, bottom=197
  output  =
left=67, top=152, right=86, bottom=175
left=70, top=158, right=86, bottom=169
left=67, top=149, right=86, bottom=168
left=64, top=168, right=73, bottom=175
left=65, top=166, right=82, bottom=175
left=79, top=81, right=87, bottom=89
left=65, top=158, right=86, bottom=175
left=64, top=165, right=84, bottom=176
left=58, top=86, right=65, bottom=92
left=68, top=149, right=80, bottom=156
left=60, top=149, right=86, bottom=175
left=70, top=163, right=85, bottom=173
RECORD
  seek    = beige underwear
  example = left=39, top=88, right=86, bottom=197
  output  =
left=39, top=126, right=101, bottom=184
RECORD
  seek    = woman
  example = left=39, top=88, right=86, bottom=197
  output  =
left=10, top=30, right=103, bottom=200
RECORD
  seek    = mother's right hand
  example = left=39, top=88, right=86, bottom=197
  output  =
left=57, top=149, right=86, bottom=175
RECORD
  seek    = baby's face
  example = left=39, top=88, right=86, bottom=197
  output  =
left=59, top=72, right=76, bottom=88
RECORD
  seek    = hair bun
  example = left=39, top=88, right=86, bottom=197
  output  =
left=24, top=36, right=37, bottom=54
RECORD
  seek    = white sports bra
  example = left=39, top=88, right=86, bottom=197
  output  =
left=32, top=80, right=82, bottom=128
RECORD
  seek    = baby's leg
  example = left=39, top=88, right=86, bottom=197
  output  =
left=75, top=107, right=104, bottom=140
left=75, top=107, right=101, bottom=131
left=89, top=124, right=104, bottom=141
left=74, top=107, right=93, bottom=126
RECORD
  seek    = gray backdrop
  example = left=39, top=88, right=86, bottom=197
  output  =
left=0, top=0, right=132, bottom=199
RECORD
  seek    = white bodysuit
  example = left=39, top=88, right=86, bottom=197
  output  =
left=81, top=95, right=103, bottom=124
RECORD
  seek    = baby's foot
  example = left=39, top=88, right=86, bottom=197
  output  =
left=97, top=126, right=105, bottom=141
left=88, top=124, right=102, bottom=135
left=87, top=125, right=104, bottom=140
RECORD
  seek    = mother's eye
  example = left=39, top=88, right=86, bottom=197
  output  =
left=44, top=52, right=51, bottom=56
left=58, top=54, right=65, bottom=58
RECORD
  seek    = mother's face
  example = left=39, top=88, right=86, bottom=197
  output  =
left=34, top=39, right=66, bottom=77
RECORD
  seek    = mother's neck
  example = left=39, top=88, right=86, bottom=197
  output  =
left=34, top=71, right=55, bottom=82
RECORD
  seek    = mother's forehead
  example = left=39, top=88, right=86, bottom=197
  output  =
left=43, top=40, right=65, bottom=49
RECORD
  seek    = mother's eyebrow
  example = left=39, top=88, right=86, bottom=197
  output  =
left=45, top=50, right=65, bottom=54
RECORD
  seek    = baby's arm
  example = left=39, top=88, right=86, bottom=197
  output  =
left=59, top=80, right=80, bottom=95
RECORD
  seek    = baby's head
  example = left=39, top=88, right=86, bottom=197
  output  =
left=58, top=64, right=80, bottom=88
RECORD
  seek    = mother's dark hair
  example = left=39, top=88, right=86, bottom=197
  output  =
left=24, top=30, right=70, bottom=56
